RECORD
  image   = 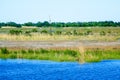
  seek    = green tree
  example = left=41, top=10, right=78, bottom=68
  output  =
left=42, top=21, right=50, bottom=27
left=23, top=22, right=35, bottom=26
left=6, top=22, right=21, bottom=27
left=36, top=22, right=42, bottom=27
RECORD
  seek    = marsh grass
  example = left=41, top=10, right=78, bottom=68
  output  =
left=0, top=33, right=119, bottom=41
left=0, top=48, right=78, bottom=62
left=0, top=48, right=120, bottom=63
left=0, top=27, right=120, bottom=41
left=85, top=49, right=120, bottom=62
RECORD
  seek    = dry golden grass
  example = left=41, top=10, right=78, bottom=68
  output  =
left=1, top=26, right=17, bottom=28
left=22, top=26, right=38, bottom=28
left=78, top=45, right=85, bottom=63
left=0, top=27, right=120, bottom=41
left=0, top=34, right=76, bottom=41
left=0, top=33, right=119, bottom=41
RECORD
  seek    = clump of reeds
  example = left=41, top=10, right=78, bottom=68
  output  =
left=78, top=45, right=85, bottom=64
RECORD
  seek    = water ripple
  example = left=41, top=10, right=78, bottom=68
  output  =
left=0, top=59, right=120, bottom=80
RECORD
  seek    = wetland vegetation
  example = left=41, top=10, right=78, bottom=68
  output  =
left=0, top=22, right=120, bottom=63
left=0, top=47, right=120, bottom=63
left=0, top=27, right=120, bottom=41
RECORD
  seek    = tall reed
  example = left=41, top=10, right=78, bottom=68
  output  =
left=78, top=44, right=85, bottom=63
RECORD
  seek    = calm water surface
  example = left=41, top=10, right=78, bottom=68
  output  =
left=0, top=59, right=120, bottom=80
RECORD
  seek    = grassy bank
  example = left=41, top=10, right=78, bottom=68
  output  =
left=85, top=49, right=120, bottom=62
left=0, top=48, right=120, bottom=63
left=0, top=27, right=120, bottom=41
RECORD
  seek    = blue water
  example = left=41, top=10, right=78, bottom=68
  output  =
left=0, top=59, right=120, bottom=80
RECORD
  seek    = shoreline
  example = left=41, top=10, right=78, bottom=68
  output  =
left=0, top=47, right=120, bottom=63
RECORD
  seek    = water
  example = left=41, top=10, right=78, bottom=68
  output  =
left=0, top=59, right=120, bottom=80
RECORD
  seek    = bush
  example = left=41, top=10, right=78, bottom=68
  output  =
left=65, top=31, right=72, bottom=35
left=10, top=54, right=17, bottom=59
left=41, top=30, right=48, bottom=34
left=28, top=49, right=34, bottom=53
left=55, top=31, right=62, bottom=35
left=25, top=31, right=31, bottom=36
left=64, top=50, right=77, bottom=57
left=84, top=30, right=93, bottom=35
left=9, top=29, right=22, bottom=35
left=21, top=50, right=27, bottom=54
left=1, top=48, right=9, bottom=54
left=31, top=29, right=38, bottom=32
left=100, top=31, right=106, bottom=36
left=108, top=30, right=111, bottom=34
left=78, top=32, right=84, bottom=35
left=40, top=49, right=49, bottom=53
left=73, top=30, right=78, bottom=35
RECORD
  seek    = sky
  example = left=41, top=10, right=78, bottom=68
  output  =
left=0, top=0, right=120, bottom=23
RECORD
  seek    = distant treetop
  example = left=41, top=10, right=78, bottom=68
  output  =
left=0, top=21, right=120, bottom=28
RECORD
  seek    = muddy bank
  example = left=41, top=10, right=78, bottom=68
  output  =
left=0, top=40, right=120, bottom=49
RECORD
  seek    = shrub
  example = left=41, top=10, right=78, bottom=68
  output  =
left=40, top=49, right=49, bottom=53
left=35, top=50, right=40, bottom=54
left=100, top=31, right=106, bottom=36
left=108, top=31, right=111, bottom=34
left=64, top=50, right=77, bottom=57
left=55, top=31, right=62, bottom=35
left=78, top=32, right=84, bottom=35
left=21, top=50, right=27, bottom=54
left=73, top=30, right=78, bottom=35
left=41, top=30, right=48, bottom=34
left=9, top=29, right=22, bottom=35
left=10, top=54, right=17, bottom=59
left=0, top=48, right=9, bottom=54
left=84, top=30, right=93, bottom=35
left=25, top=31, right=31, bottom=36
left=28, top=49, right=34, bottom=53
left=65, top=31, right=72, bottom=35
left=31, top=29, right=38, bottom=32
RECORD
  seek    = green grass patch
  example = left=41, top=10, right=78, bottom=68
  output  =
left=0, top=48, right=120, bottom=63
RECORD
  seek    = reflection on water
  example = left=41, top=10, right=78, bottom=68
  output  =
left=0, top=59, right=120, bottom=80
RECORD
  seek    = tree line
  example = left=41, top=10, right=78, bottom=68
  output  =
left=0, top=21, right=120, bottom=28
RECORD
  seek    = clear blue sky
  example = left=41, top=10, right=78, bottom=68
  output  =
left=0, top=0, right=120, bottom=23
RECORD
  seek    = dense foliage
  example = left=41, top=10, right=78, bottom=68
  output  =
left=0, top=21, right=120, bottom=28
left=0, top=22, right=21, bottom=28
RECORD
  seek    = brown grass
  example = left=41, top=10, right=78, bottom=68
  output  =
left=0, top=33, right=119, bottom=41
left=78, top=45, right=85, bottom=63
